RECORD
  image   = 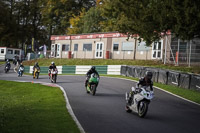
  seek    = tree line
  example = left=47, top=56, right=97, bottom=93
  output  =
left=1, top=0, right=200, bottom=49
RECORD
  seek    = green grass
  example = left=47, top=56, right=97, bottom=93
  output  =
left=102, top=75, right=200, bottom=104
left=23, top=58, right=200, bottom=74
left=0, top=61, right=5, bottom=65
left=0, top=80, right=80, bottom=133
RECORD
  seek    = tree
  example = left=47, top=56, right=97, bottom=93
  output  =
left=102, top=0, right=200, bottom=44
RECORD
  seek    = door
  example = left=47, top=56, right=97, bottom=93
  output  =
left=56, top=44, right=61, bottom=58
left=152, top=41, right=163, bottom=59
left=95, top=42, right=104, bottom=58
left=51, top=44, right=55, bottom=57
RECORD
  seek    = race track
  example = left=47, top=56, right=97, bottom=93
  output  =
left=0, top=65, right=200, bottom=133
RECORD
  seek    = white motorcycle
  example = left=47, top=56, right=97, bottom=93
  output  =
left=18, top=66, right=24, bottom=77
left=125, top=86, right=154, bottom=118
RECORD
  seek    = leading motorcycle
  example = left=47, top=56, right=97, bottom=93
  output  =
left=86, top=73, right=99, bottom=96
left=125, top=86, right=154, bottom=118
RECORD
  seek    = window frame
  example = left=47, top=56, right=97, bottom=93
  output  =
left=74, top=44, right=78, bottom=51
left=83, top=43, right=92, bottom=51
left=122, top=42, right=134, bottom=51
left=113, top=43, right=119, bottom=51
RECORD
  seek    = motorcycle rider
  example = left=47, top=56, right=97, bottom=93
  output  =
left=18, top=62, right=24, bottom=76
left=48, top=62, right=57, bottom=78
left=33, top=62, right=40, bottom=78
left=128, top=71, right=153, bottom=104
left=85, top=66, right=99, bottom=87
left=5, top=59, right=11, bottom=71
left=5, top=59, right=11, bottom=68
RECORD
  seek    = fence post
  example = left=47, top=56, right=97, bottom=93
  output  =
left=189, top=40, right=192, bottom=67
left=164, top=35, right=168, bottom=64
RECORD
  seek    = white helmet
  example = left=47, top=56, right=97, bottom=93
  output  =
left=51, top=62, right=55, bottom=65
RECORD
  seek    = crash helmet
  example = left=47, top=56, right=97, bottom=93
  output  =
left=51, top=61, right=55, bottom=65
left=145, top=71, right=153, bottom=80
left=6, top=59, right=9, bottom=62
left=91, top=66, right=96, bottom=71
left=35, top=62, right=38, bottom=65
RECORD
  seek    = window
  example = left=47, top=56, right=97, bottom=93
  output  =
left=83, top=43, right=92, bottom=51
left=113, top=43, right=119, bottom=51
left=122, top=42, right=134, bottom=51
left=62, top=44, right=70, bottom=51
left=15, top=50, right=20, bottom=55
left=74, top=44, right=78, bottom=51
left=1, top=49, right=4, bottom=54
left=8, top=49, right=13, bottom=54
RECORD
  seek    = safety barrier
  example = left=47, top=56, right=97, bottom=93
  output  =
left=24, top=65, right=119, bottom=75
left=121, top=65, right=200, bottom=91
left=24, top=65, right=200, bottom=91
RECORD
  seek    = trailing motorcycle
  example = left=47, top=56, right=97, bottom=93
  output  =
left=18, top=66, right=24, bottom=77
left=50, top=69, right=58, bottom=83
left=86, top=73, right=99, bottom=95
left=125, top=86, right=154, bottom=118
left=4, top=64, right=10, bottom=73
left=33, top=67, right=40, bottom=79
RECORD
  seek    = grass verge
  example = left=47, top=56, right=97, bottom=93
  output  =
left=0, top=61, right=5, bottom=65
left=0, top=80, right=80, bottom=133
left=102, top=75, right=200, bottom=104
left=23, top=58, right=200, bottom=74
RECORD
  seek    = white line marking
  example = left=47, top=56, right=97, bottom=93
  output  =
left=102, top=76, right=200, bottom=106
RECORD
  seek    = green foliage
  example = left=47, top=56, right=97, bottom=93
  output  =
left=101, top=0, right=200, bottom=44
left=67, top=7, right=105, bottom=34
left=0, top=80, right=80, bottom=133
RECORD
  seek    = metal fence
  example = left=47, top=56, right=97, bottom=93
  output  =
left=165, top=36, right=200, bottom=66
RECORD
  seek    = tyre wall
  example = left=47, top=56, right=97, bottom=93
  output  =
left=120, top=65, right=200, bottom=91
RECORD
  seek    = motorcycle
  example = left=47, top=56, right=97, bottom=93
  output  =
left=50, top=69, right=58, bottom=83
left=86, top=73, right=99, bottom=96
left=4, top=64, right=10, bottom=73
left=125, top=86, right=154, bottom=118
left=18, top=66, right=24, bottom=77
left=33, top=67, right=40, bottom=79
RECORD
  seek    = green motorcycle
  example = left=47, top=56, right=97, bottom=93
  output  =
left=86, top=73, right=99, bottom=96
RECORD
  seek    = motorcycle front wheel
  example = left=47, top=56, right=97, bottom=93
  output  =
left=91, top=85, right=96, bottom=96
left=138, top=101, right=148, bottom=118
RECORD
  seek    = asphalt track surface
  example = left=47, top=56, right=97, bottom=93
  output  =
left=0, top=65, right=200, bottom=133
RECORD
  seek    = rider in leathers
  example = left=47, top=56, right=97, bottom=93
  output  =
left=85, top=66, right=99, bottom=87
left=128, top=71, right=153, bottom=104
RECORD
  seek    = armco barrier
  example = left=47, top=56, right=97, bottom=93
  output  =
left=121, top=65, right=127, bottom=76
left=62, top=66, right=76, bottom=74
left=132, top=66, right=146, bottom=78
left=95, top=66, right=107, bottom=74
left=179, top=73, right=191, bottom=89
left=40, top=66, right=49, bottom=74
left=190, top=74, right=200, bottom=91
left=158, top=69, right=168, bottom=84
left=107, top=65, right=121, bottom=75
left=24, top=66, right=30, bottom=73
left=167, top=71, right=180, bottom=86
left=76, top=66, right=91, bottom=74
left=126, top=66, right=134, bottom=77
